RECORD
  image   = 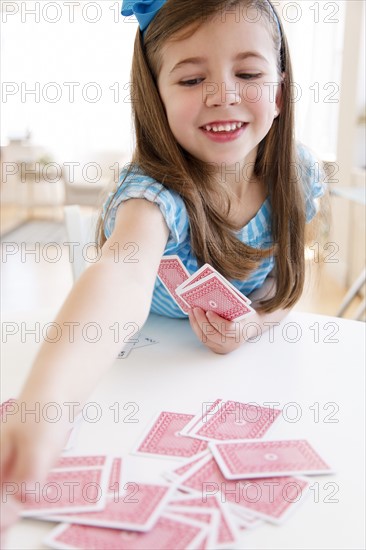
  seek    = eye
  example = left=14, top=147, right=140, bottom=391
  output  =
left=179, top=78, right=204, bottom=87
left=237, top=73, right=262, bottom=80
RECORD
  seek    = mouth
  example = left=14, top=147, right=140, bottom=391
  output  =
left=200, top=121, right=246, bottom=133
left=199, top=121, right=247, bottom=143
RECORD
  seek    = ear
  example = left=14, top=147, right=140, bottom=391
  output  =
left=274, top=72, right=285, bottom=118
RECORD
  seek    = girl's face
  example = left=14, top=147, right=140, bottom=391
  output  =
left=157, top=12, right=282, bottom=168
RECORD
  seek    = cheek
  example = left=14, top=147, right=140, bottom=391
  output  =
left=241, top=81, right=280, bottom=111
left=166, top=94, right=198, bottom=130
left=243, top=86, right=278, bottom=120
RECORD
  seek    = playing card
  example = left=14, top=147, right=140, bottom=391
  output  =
left=157, top=255, right=191, bottom=314
left=118, top=340, right=136, bottom=359
left=166, top=509, right=219, bottom=550
left=209, top=439, right=333, bottom=479
left=164, top=451, right=211, bottom=483
left=167, top=494, right=240, bottom=549
left=229, top=475, right=311, bottom=525
left=133, top=333, right=159, bottom=349
left=21, top=457, right=112, bottom=516
left=176, top=454, right=228, bottom=495
left=118, top=332, right=159, bottom=359
left=176, top=273, right=255, bottom=321
left=132, top=411, right=208, bottom=459
left=62, top=415, right=83, bottom=452
left=53, top=455, right=108, bottom=470
left=21, top=467, right=111, bottom=517
left=177, top=263, right=251, bottom=304
left=181, top=399, right=281, bottom=441
left=40, top=482, right=175, bottom=532
left=44, top=513, right=209, bottom=550
left=108, top=458, right=123, bottom=493
left=229, top=507, right=263, bottom=529
left=179, top=400, right=222, bottom=438
left=177, top=454, right=310, bottom=524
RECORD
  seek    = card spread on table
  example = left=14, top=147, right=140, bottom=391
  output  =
left=62, top=414, right=83, bottom=452
left=176, top=454, right=310, bottom=524
left=180, top=399, right=282, bottom=441
left=21, top=456, right=112, bottom=517
left=166, top=508, right=219, bottom=550
left=44, top=513, right=209, bottom=550
left=167, top=493, right=240, bottom=548
left=209, top=439, right=333, bottom=479
left=21, top=400, right=336, bottom=549
left=230, top=507, right=264, bottom=529
left=41, top=482, right=175, bottom=532
left=108, top=457, right=123, bottom=493
left=180, top=399, right=223, bottom=437
left=132, top=411, right=208, bottom=459
left=164, top=450, right=211, bottom=482
left=52, top=455, right=108, bottom=470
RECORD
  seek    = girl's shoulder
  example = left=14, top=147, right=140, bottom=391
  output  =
left=117, top=164, right=184, bottom=200
left=102, top=165, right=189, bottom=244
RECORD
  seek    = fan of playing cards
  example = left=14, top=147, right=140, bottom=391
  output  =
left=119, top=256, right=254, bottom=360
left=158, top=256, right=255, bottom=321
left=1, top=398, right=334, bottom=549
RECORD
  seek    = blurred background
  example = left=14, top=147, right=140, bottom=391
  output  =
left=1, top=0, right=365, bottom=319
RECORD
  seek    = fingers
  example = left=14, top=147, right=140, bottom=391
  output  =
left=0, top=494, right=22, bottom=534
left=189, top=308, right=219, bottom=345
left=206, top=310, right=238, bottom=338
left=0, top=431, right=22, bottom=539
left=188, top=308, right=240, bottom=353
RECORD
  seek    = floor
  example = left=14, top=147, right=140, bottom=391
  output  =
left=0, top=204, right=363, bottom=320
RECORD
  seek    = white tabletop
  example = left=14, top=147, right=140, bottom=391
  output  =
left=1, top=310, right=365, bottom=550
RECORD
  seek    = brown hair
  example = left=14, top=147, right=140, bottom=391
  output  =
left=97, top=0, right=312, bottom=313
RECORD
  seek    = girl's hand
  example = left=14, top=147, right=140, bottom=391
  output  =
left=188, top=307, right=249, bottom=354
left=0, top=406, right=70, bottom=539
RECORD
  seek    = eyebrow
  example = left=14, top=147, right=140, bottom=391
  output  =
left=169, top=51, right=269, bottom=74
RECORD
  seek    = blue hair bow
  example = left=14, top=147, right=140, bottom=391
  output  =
left=121, top=0, right=166, bottom=33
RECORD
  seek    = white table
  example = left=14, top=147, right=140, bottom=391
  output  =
left=1, top=310, right=365, bottom=550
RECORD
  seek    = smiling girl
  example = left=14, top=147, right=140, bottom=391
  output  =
left=1, top=0, right=326, bottom=534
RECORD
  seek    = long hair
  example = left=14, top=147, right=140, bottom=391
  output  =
left=97, top=0, right=306, bottom=313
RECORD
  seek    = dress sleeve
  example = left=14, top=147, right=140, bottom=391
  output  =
left=101, top=170, right=189, bottom=246
left=297, top=143, right=327, bottom=223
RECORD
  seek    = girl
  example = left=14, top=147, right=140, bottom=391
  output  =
left=1, top=0, right=325, bottom=535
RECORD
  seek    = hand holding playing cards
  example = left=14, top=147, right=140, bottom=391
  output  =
left=159, top=257, right=292, bottom=354
left=188, top=307, right=247, bottom=355
left=158, top=258, right=258, bottom=353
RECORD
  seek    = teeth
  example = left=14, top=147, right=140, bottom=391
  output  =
left=203, top=122, right=244, bottom=132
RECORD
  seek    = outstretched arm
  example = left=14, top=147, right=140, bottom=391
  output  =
left=0, top=198, right=169, bottom=531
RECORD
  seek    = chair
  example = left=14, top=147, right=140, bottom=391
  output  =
left=335, top=267, right=366, bottom=321
left=330, top=185, right=366, bottom=321
left=63, top=205, right=99, bottom=282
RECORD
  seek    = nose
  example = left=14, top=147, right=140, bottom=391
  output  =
left=203, top=80, right=241, bottom=107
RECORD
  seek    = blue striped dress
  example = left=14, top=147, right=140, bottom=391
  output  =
left=102, top=145, right=325, bottom=318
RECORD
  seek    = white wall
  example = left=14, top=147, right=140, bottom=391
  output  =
left=3, top=0, right=361, bottom=165
left=1, top=1, right=138, bottom=162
